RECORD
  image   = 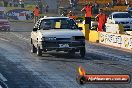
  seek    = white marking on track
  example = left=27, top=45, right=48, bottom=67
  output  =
left=0, top=73, right=7, bottom=82
left=88, top=49, right=132, bottom=61
left=0, top=38, right=9, bottom=42
left=10, top=32, right=29, bottom=41
left=0, top=85, right=2, bottom=88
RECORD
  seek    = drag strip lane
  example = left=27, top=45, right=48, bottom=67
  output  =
left=0, top=39, right=52, bottom=88
left=0, top=21, right=131, bottom=88
left=0, top=32, right=132, bottom=88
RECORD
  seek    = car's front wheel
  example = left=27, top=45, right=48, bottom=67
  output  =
left=80, top=47, right=85, bottom=58
left=37, top=46, right=42, bottom=56
left=31, top=44, right=37, bottom=53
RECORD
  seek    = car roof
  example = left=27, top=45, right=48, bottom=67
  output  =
left=39, top=17, right=69, bottom=20
left=112, top=12, right=129, bottom=15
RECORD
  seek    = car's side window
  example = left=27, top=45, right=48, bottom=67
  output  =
left=40, top=20, right=52, bottom=30
left=40, top=21, right=46, bottom=29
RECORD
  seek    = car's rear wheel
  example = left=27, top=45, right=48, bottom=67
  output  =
left=31, top=44, right=37, bottom=53
left=80, top=47, right=85, bottom=58
left=37, top=46, right=42, bottom=56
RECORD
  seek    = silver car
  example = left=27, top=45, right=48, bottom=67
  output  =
left=31, top=17, right=85, bottom=57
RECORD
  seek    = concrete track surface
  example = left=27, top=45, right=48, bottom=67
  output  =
left=0, top=22, right=131, bottom=88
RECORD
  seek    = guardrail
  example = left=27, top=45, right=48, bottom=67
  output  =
left=78, top=23, right=132, bottom=50
left=100, top=32, right=132, bottom=50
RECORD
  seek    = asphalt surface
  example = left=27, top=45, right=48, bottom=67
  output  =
left=0, top=22, right=132, bottom=88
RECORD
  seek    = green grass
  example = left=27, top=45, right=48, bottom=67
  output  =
left=9, top=19, right=34, bottom=23
left=5, top=5, right=35, bottom=12
left=0, top=1, right=3, bottom=6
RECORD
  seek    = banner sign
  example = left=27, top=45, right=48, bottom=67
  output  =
left=6, top=9, right=34, bottom=20
left=99, top=32, right=132, bottom=50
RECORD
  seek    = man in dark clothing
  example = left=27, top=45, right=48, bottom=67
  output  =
left=92, top=2, right=99, bottom=15
left=13, top=0, right=19, bottom=7
left=69, top=0, right=74, bottom=8
left=19, top=0, right=25, bottom=8
left=112, top=0, right=117, bottom=6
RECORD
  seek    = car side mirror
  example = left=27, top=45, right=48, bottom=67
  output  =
left=78, top=27, right=83, bottom=30
left=109, top=17, right=112, bottom=19
left=33, top=28, right=38, bottom=31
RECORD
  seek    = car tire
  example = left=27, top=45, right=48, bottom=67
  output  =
left=31, top=44, right=37, bottom=53
left=80, top=47, right=85, bottom=58
left=37, top=46, right=42, bottom=56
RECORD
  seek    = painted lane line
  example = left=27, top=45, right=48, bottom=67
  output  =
left=0, top=38, right=9, bottom=42
left=11, top=32, right=30, bottom=41
left=0, top=73, right=7, bottom=82
left=88, top=49, right=131, bottom=61
left=0, top=80, right=8, bottom=88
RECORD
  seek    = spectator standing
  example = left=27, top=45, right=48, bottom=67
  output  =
left=74, top=0, right=79, bottom=6
left=33, top=6, right=39, bottom=23
left=9, top=0, right=13, bottom=7
left=81, top=3, right=92, bottom=29
left=95, top=9, right=107, bottom=32
left=117, top=0, right=121, bottom=6
left=127, top=5, right=132, bottom=14
left=125, top=0, right=129, bottom=5
left=38, top=0, right=43, bottom=14
left=14, top=0, right=19, bottom=7
left=92, top=2, right=99, bottom=15
left=61, top=9, right=67, bottom=16
left=72, top=0, right=79, bottom=10
left=69, top=0, right=74, bottom=8
left=112, top=0, right=117, bottom=6
left=67, top=11, right=76, bottom=20
left=19, top=0, right=24, bottom=8
left=45, top=4, right=49, bottom=14
left=106, top=3, right=110, bottom=8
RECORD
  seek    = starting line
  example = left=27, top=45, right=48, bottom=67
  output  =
left=0, top=73, right=7, bottom=82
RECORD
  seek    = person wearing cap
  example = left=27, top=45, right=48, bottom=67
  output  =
left=95, top=9, right=107, bottom=32
left=33, top=6, right=40, bottom=23
left=127, top=5, right=132, bottom=14
left=67, top=11, right=76, bottom=20
left=81, top=3, right=92, bottom=29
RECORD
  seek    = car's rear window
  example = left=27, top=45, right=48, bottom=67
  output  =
left=40, top=18, right=78, bottom=30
